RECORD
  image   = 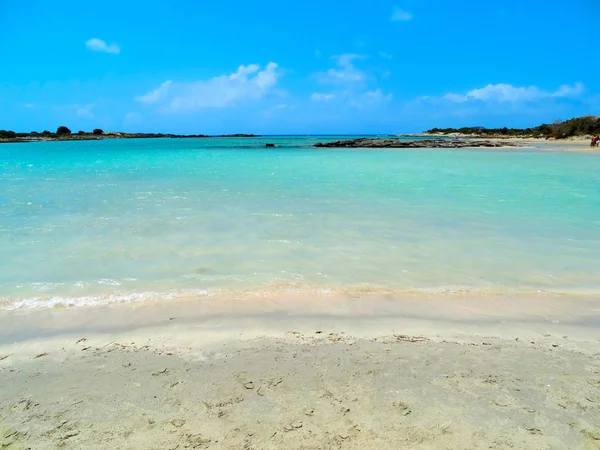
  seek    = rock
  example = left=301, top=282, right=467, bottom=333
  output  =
left=265, top=143, right=275, bottom=147
left=314, top=138, right=518, bottom=149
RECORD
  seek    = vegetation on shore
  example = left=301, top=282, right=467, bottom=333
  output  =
left=0, top=126, right=262, bottom=143
left=426, top=116, right=600, bottom=139
left=0, top=126, right=208, bottom=142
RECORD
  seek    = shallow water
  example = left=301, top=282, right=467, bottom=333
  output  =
left=1, top=137, right=599, bottom=309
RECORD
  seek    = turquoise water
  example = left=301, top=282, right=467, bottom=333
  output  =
left=1, top=137, right=600, bottom=309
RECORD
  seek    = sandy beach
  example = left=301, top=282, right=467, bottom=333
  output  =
left=503, top=137, right=599, bottom=153
left=2, top=295, right=600, bottom=449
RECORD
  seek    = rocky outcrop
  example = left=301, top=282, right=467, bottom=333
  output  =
left=314, top=138, right=517, bottom=149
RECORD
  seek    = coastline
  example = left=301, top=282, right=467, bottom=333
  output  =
left=316, top=136, right=599, bottom=152
left=2, top=295, right=600, bottom=449
left=0, top=133, right=259, bottom=144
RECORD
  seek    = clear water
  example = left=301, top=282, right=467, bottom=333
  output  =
left=1, top=137, right=600, bottom=309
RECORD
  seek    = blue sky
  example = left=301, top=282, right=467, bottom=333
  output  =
left=1, top=0, right=598, bottom=134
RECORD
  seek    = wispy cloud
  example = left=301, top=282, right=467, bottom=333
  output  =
left=85, top=38, right=120, bottom=55
left=75, top=104, right=95, bottom=118
left=379, top=52, right=393, bottom=59
left=51, top=103, right=96, bottom=118
left=310, top=93, right=336, bottom=102
left=442, top=82, right=584, bottom=103
left=553, top=83, right=585, bottom=98
left=135, top=63, right=280, bottom=112
left=135, top=80, right=172, bottom=104
left=311, top=53, right=393, bottom=109
left=390, top=7, right=413, bottom=22
left=316, top=54, right=366, bottom=85
left=349, top=89, right=393, bottom=109
left=366, top=89, right=392, bottom=101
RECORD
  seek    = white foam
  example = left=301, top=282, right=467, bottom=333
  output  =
left=97, top=279, right=122, bottom=286
left=1, top=289, right=213, bottom=311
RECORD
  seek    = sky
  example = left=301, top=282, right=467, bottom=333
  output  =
left=1, top=0, right=599, bottom=134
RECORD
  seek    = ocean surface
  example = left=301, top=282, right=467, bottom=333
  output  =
left=1, top=136, right=600, bottom=310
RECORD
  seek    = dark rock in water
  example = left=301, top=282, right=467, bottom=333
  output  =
left=265, top=143, right=275, bottom=147
left=314, top=138, right=517, bottom=149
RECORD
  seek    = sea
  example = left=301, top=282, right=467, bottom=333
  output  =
left=1, top=136, right=599, bottom=310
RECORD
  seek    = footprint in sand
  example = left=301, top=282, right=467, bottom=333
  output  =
left=168, top=419, right=186, bottom=428
left=12, top=399, right=39, bottom=412
left=492, top=394, right=518, bottom=409
left=283, top=420, right=303, bottom=432
left=585, top=392, right=600, bottom=403
left=391, top=400, right=411, bottom=416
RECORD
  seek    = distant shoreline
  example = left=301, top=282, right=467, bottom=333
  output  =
left=0, top=132, right=260, bottom=144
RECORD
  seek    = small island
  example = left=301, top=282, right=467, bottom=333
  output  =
left=0, top=127, right=207, bottom=143
left=0, top=127, right=268, bottom=143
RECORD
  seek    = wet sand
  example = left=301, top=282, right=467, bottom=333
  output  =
left=2, top=295, right=600, bottom=449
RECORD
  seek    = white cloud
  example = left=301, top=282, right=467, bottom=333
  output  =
left=312, top=53, right=394, bottom=108
left=443, top=82, right=584, bottom=103
left=390, top=7, right=413, bottom=22
left=311, top=93, right=336, bottom=102
left=443, top=93, right=469, bottom=103
left=379, top=52, right=393, bottom=59
left=135, top=63, right=280, bottom=112
left=366, top=89, right=392, bottom=101
left=317, top=54, right=366, bottom=85
left=553, top=82, right=585, bottom=97
left=75, top=104, right=94, bottom=118
left=135, top=80, right=172, bottom=104
left=85, top=38, right=120, bottom=55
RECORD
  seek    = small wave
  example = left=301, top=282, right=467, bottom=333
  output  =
left=2, top=282, right=599, bottom=311
left=251, top=213, right=295, bottom=218
left=410, top=285, right=497, bottom=295
left=267, top=240, right=302, bottom=245
left=98, top=279, right=122, bottom=286
left=29, top=282, right=66, bottom=292
left=1, top=289, right=213, bottom=311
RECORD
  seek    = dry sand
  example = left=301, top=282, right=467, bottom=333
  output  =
left=502, top=137, right=599, bottom=153
left=2, top=294, right=600, bottom=449
left=418, top=134, right=599, bottom=153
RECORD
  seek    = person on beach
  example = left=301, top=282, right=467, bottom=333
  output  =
left=591, top=135, right=599, bottom=147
